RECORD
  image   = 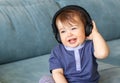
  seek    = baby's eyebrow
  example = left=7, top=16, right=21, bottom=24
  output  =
left=58, top=27, right=65, bottom=31
left=59, top=28, right=65, bottom=31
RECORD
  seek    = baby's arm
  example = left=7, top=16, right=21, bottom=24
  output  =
left=52, top=68, right=68, bottom=83
left=87, top=21, right=110, bottom=59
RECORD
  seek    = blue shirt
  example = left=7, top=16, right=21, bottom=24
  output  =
left=49, top=40, right=100, bottom=83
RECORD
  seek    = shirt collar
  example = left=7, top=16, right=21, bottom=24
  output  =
left=64, top=42, right=85, bottom=51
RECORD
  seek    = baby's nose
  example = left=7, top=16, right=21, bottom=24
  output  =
left=67, top=31, right=73, bottom=37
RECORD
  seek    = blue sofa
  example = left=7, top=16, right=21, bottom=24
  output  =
left=0, top=0, right=120, bottom=83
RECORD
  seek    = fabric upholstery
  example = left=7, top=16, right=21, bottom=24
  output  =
left=99, top=67, right=120, bottom=83
left=100, top=39, right=120, bottom=66
left=0, top=54, right=117, bottom=83
left=0, top=0, right=58, bottom=64
left=0, top=54, right=50, bottom=83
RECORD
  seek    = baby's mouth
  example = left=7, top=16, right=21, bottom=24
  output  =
left=68, top=38, right=77, bottom=44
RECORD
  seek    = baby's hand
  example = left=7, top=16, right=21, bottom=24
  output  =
left=86, top=20, right=99, bottom=40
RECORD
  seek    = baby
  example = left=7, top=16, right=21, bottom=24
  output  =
left=40, top=5, right=109, bottom=83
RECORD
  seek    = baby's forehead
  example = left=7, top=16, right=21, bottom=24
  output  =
left=57, top=16, right=81, bottom=26
left=56, top=19, right=79, bottom=30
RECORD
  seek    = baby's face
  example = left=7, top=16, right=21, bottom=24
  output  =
left=56, top=17, right=86, bottom=48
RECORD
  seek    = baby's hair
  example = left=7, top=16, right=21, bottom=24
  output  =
left=56, top=9, right=87, bottom=29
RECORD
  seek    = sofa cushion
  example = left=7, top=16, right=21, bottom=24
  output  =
left=55, top=0, right=120, bottom=41
left=99, top=67, right=120, bottom=83
left=100, top=39, right=120, bottom=66
left=0, top=54, right=50, bottom=83
left=0, top=0, right=59, bottom=64
left=0, top=53, right=116, bottom=83
left=97, top=61, right=116, bottom=71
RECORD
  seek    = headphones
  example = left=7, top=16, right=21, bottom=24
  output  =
left=52, top=5, right=93, bottom=43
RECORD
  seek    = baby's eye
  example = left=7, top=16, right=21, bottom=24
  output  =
left=71, top=27, right=77, bottom=30
left=60, top=30, right=66, bottom=33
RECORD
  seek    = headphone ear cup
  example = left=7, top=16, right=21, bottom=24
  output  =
left=85, top=24, right=93, bottom=36
left=56, top=33, right=62, bottom=43
left=52, top=23, right=61, bottom=43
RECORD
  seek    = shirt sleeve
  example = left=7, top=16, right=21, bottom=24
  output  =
left=91, top=40, right=94, bottom=53
left=49, top=49, right=62, bottom=73
left=91, top=40, right=97, bottom=59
